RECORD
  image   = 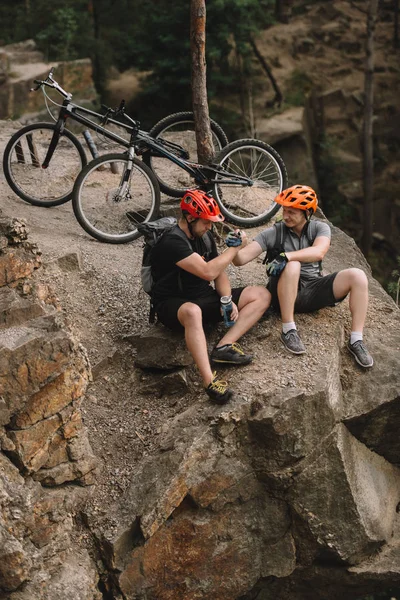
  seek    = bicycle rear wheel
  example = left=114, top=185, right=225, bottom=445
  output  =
left=144, top=112, right=228, bottom=198
left=72, top=153, right=160, bottom=244
left=3, top=123, right=86, bottom=207
left=212, top=139, right=288, bottom=227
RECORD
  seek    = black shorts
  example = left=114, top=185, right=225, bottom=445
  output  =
left=155, top=287, right=245, bottom=331
left=268, top=272, right=345, bottom=313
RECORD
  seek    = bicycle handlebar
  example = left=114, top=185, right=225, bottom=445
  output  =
left=100, top=101, right=140, bottom=129
left=31, top=68, right=72, bottom=100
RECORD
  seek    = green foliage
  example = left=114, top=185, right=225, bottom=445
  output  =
left=0, top=0, right=27, bottom=44
left=388, top=257, right=400, bottom=305
left=36, top=7, right=79, bottom=61
left=316, top=135, right=359, bottom=232
left=284, top=68, right=314, bottom=107
left=124, top=0, right=276, bottom=122
left=0, top=0, right=276, bottom=123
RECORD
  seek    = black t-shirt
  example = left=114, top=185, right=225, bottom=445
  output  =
left=150, top=225, right=218, bottom=303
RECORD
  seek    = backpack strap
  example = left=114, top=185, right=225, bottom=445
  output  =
left=262, top=222, right=286, bottom=264
left=303, top=220, right=323, bottom=275
left=202, top=230, right=213, bottom=256
left=262, top=220, right=322, bottom=275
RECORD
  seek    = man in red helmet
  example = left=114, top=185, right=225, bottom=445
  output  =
left=231, top=185, right=373, bottom=368
left=150, top=190, right=271, bottom=404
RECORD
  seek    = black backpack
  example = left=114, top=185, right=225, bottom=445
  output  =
left=137, top=217, right=212, bottom=322
left=263, top=220, right=322, bottom=275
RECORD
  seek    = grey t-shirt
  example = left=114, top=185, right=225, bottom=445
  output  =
left=254, top=219, right=331, bottom=278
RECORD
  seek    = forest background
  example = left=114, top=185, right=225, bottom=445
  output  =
left=0, top=0, right=399, bottom=301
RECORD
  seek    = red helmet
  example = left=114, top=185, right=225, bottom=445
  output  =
left=275, top=185, right=318, bottom=214
left=180, top=190, right=224, bottom=222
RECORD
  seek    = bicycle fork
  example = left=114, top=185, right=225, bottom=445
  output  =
left=41, top=119, right=64, bottom=169
left=116, top=147, right=136, bottom=200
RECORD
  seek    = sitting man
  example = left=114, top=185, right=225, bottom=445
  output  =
left=150, top=190, right=271, bottom=404
left=230, top=184, right=373, bottom=368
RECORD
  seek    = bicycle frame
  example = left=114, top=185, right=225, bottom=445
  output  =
left=35, top=70, right=253, bottom=191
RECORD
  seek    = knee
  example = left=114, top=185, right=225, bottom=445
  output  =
left=259, top=286, right=271, bottom=309
left=347, top=268, right=368, bottom=290
left=281, top=260, right=301, bottom=278
left=240, top=286, right=271, bottom=310
left=178, top=302, right=202, bottom=326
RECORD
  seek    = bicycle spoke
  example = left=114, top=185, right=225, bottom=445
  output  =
left=73, top=155, right=159, bottom=243
left=5, top=125, right=84, bottom=205
left=213, top=141, right=286, bottom=227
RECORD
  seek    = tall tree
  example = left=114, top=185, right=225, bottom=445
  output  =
left=361, top=0, right=379, bottom=257
left=190, top=0, right=214, bottom=165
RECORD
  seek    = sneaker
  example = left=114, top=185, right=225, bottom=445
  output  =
left=347, top=340, right=374, bottom=368
left=205, top=373, right=233, bottom=405
left=280, top=329, right=306, bottom=355
left=210, top=343, right=253, bottom=366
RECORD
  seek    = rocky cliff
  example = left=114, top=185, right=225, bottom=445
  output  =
left=0, top=218, right=100, bottom=599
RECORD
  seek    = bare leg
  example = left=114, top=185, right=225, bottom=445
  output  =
left=333, top=268, right=369, bottom=332
left=277, top=261, right=301, bottom=323
left=218, top=286, right=270, bottom=346
left=178, top=302, right=213, bottom=386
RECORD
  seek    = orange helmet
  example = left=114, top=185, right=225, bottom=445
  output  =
left=275, top=185, right=318, bottom=214
left=180, top=190, right=224, bottom=222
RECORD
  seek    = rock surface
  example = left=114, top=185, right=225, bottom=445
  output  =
left=0, top=40, right=97, bottom=121
left=0, top=219, right=100, bottom=599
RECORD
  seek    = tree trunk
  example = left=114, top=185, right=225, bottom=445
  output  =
left=361, top=0, right=379, bottom=257
left=394, top=0, right=399, bottom=48
left=275, top=0, right=288, bottom=23
left=190, top=0, right=214, bottom=165
left=248, top=37, right=283, bottom=108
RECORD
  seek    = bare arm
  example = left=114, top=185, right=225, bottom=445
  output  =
left=232, top=240, right=264, bottom=266
left=214, top=271, right=231, bottom=297
left=176, top=246, right=240, bottom=281
left=286, top=236, right=330, bottom=263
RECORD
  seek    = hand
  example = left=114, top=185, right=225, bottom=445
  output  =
left=266, top=252, right=288, bottom=276
left=225, top=230, right=243, bottom=248
left=230, top=301, right=239, bottom=322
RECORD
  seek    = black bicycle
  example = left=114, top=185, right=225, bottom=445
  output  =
left=71, top=105, right=288, bottom=243
left=2, top=69, right=228, bottom=208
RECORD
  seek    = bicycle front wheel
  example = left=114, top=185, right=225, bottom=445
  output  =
left=145, top=112, right=228, bottom=198
left=212, top=139, right=288, bottom=227
left=3, top=123, right=86, bottom=207
left=72, top=153, right=160, bottom=244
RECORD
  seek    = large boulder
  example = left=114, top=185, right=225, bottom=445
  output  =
left=86, top=218, right=400, bottom=600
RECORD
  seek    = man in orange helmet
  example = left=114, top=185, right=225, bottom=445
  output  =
left=231, top=185, right=373, bottom=368
left=150, top=190, right=271, bottom=404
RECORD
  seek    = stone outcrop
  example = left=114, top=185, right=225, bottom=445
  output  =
left=253, top=0, right=400, bottom=258
left=0, top=218, right=100, bottom=599
left=0, top=40, right=97, bottom=121
left=88, top=222, right=400, bottom=600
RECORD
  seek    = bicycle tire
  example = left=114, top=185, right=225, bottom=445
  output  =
left=211, top=139, right=288, bottom=227
left=72, top=153, right=161, bottom=244
left=144, top=111, right=228, bottom=198
left=3, top=123, right=87, bottom=207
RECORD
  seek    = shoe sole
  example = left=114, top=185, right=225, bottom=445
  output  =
left=347, top=346, right=374, bottom=368
left=280, top=338, right=306, bottom=355
left=208, top=392, right=233, bottom=405
left=210, top=357, right=253, bottom=366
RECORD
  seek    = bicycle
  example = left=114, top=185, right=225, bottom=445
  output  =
left=71, top=107, right=288, bottom=244
left=2, top=69, right=228, bottom=208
